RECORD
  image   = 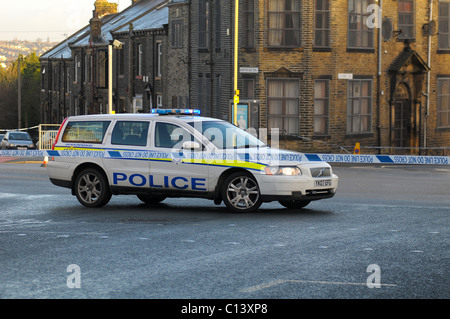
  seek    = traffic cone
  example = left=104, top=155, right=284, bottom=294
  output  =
left=41, top=156, right=48, bottom=167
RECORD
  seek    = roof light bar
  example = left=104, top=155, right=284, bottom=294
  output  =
left=150, top=109, right=201, bottom=115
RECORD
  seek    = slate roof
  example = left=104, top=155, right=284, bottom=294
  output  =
left=40, top=0, right=168, bottom=60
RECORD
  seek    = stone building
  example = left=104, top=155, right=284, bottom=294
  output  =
left=41, top=0, right=450, bottom=155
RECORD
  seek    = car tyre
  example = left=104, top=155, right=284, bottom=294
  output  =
left=74, top=168, right=111, bottom=208
left=222, top=172, right=262, bottom=213
left=278, top=200, right=311, bottom=209
left=137, top=194, right=166, bottom=204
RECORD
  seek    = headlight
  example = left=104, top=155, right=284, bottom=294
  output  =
left=264, top=166, right=302, bottom=176
left=9, top=143, right=15, bottom=147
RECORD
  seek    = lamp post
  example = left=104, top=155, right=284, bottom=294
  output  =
left=108, top=44, right=113, bottom=114
left=233, top=0, right=239, bottom=125
left=108, top=39, right=124, bottom=114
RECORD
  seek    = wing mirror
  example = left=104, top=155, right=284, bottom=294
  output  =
left=182, top=141, right=202, bottom=150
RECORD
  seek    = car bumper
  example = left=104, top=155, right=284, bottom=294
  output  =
left=256, top=174, right=339, bottom=202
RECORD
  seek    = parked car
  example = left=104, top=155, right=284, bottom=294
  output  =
left=1, top=131, right=36, bottom=150
left=47, top=109, right=338, bottom=212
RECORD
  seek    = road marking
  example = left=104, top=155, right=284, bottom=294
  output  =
left=240, top=279, right=397, bottom=293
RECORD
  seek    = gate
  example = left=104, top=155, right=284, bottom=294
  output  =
left=38, top=124, right=60, bottom=150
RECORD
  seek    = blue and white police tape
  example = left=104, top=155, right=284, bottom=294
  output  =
left=1, top=149, right=449, bottom=165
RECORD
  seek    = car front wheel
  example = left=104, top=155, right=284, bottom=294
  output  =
left=74, top=168, right=111, bottom=208
left=222, top=172, right=262, bottom=213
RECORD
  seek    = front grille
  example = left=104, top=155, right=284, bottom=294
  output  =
left=310, top=167, right=331, bottom=178
left=306, top=189, right=334, bottom=196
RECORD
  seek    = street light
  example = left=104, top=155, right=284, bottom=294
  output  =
left=233, top=0, right=239, bottom=125
left=108, top=40, right=124, bottom=114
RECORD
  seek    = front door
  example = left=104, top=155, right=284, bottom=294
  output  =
left=393, top=99, right=411, bottom=149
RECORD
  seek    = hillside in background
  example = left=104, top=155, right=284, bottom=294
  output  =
left=0, top=40, right=58, bottom=68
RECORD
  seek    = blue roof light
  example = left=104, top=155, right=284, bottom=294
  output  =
left=151, top=109, right=201, bottom=115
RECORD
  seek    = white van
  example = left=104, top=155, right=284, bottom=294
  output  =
left=47, top=110, right=338, bottom=212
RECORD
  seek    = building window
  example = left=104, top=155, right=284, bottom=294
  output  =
left=119, top=46, right=125, bottom=76
left=267, top=0, right=301, bottom=48
left=215, top=0, right=221, bottom=51
left=41, top=66, right=46, bottom=88
left=243, top=78, right=255, bottom=99
left=157, top=95, right=163, bottom=108
left=398, top=0, right=415, bottom=40
left=347, top=79, right=372, bottom=134
left=314, top=80, right=329, bottom=135
left=198, top=74, right=211, bottom=115
left=267, top=79, right=300, bottom=135
left=137, top=44, right=143, bottom=76
left=66, top=67, right=70, bottom=92
left=85, top=54, right=92, bottom=84
left=171, top=19, right=183, bottom=48
left=74, top=55, right=79, bottom=83
left=156, top=43, right=162, bottom=78
left=348, top=0, right=374, bottom=49
left=439, top=1, right=450, bottom=50
left=314, top=0, right=331, bottom=48
left=437, top=78, right=450, bottom=128
left=98, top=51, right=106, bottom=88
left=53, top=66, right=58, bottom=91
left=244, top=0, right=255, bottom=48
left=198, top=0, right=210, bottom=49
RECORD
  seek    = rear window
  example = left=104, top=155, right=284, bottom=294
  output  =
left=62, top=121, right=110, bottom=144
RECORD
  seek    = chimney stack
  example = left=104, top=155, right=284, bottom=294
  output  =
left=94, top=0, right=118, bottom=19
left=90, top=12, right=102, bottom=43
left=90, top=1, right=118, bottom=43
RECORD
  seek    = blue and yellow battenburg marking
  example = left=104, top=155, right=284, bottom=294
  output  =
left=52, top=146, right=268, bottom=171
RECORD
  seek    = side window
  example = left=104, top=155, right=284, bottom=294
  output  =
left=62, top=121, right=110, bottom=143
left=111, top=121, right=149, bottom=147
left=155, top=122, right=196, bottom=149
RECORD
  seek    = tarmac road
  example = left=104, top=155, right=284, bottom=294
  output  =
left=0, top=162, right=448, bottom=302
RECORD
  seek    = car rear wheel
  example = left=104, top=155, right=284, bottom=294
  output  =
left=222, top=172, right=262, bottom=213
left=137, top=194, right=166, bottom=204
left=278, top=200, right=311, bottom=209
left=74, top=168, right=111, bottom=208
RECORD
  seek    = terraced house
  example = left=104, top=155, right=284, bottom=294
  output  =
left=41, top=0, right=450, bottom=155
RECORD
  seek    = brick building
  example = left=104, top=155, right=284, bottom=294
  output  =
left=238, top=0, right=450, bottom=155
left=41, top=0, right=450, bottom=155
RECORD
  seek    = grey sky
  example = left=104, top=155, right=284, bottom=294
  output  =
left=0, top=0, right=126, bottom=42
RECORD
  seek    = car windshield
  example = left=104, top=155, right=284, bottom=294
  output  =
left=188, top=120, right=266, bottom=149
left=9, top=133, right=31, bottom=141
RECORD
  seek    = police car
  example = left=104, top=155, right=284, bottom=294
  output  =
left=47, top=109, right=338, bottom=212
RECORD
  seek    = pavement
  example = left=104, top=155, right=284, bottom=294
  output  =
left=0, top=156, right=45, bottom=164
